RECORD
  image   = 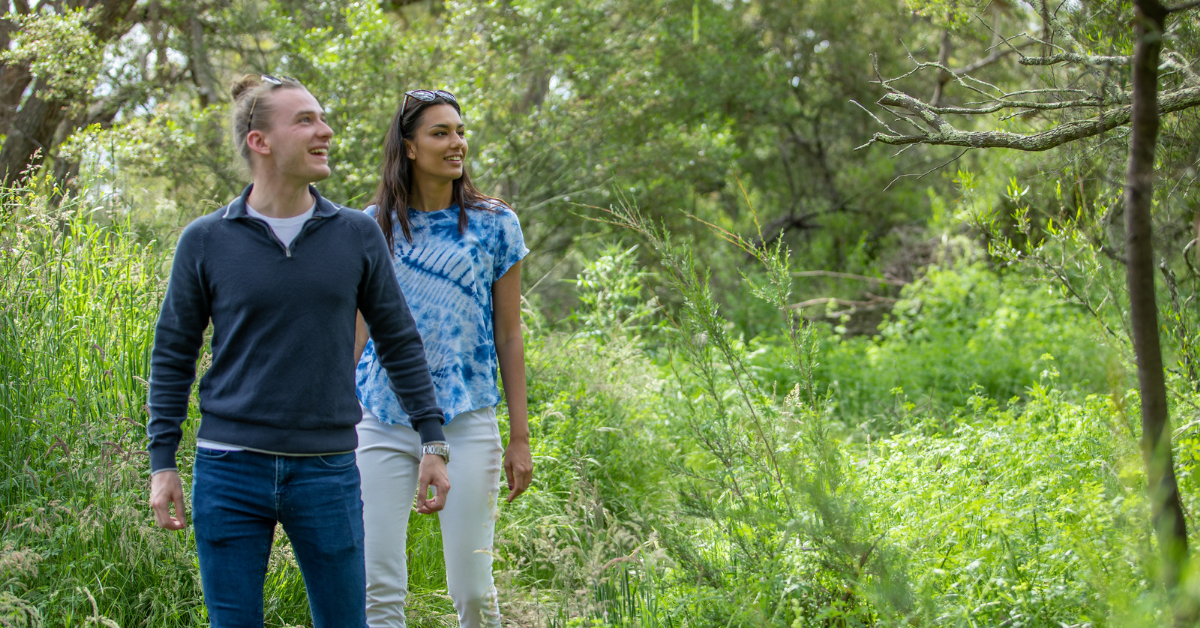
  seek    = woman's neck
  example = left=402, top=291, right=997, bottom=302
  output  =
left=409, top=173, right=454, bottom=212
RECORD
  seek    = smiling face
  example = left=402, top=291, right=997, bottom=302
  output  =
left=248, top=88, right=333, bottom=183
left=404, top=103, right=466, bottom=184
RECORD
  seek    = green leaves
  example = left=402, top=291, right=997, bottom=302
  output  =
left=1, top=9, right=103, bottom=99
left=861, top=392, right=1153, bottom=625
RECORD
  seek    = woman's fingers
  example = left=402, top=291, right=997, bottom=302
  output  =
left=504, top=441, right=533, bottom=502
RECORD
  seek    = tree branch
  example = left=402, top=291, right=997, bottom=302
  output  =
left=786, top=294, right=897, bottom=312
left=862, top=84, right=1200, bottom=152
left=883, top=148, right=970, bottom=190
left=1166, top=0, right=1200, bottom=12
left=954, top=44, right=1029, bottom=76
left=922, top=94, right=1114, bottom=115
left=793, top=270, right=907, bottom=285
left=1019, top=53, right=1130, bottom=67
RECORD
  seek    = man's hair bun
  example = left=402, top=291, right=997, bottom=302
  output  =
left=230, top=74, right=263, bottom=101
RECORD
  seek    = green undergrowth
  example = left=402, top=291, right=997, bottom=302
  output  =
left=862, top=385, right=1159, bottom=626
left=0, top=183, right=1193, bottom=627
left=494, top=328, right=672, bottom=625
left=0, top=183, right=315, bottom=627
left=1, top=185, right=211, bottom=626
left=753, top=262, right=1118, bottom=432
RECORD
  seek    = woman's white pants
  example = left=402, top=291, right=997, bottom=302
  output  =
left=357, top=406, right=503, bottom=628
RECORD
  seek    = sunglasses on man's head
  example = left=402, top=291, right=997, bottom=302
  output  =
left=247, top=75, right=298, bottom=135
left=401, top=89, right=457, bottom=117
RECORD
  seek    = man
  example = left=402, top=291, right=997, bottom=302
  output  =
left=147, top=75, right=451, bottom=627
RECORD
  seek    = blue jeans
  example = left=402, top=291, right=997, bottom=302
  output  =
left=192, top=448, right=367, bottom=628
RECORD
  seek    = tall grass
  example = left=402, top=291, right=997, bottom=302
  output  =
left=0, top=182, right=317, bottom=627
left=557, top=199, right=1172, bottom=626
left=584, top=200, right=916, bottom=626
left=0, top=178, right=1184, bottom=627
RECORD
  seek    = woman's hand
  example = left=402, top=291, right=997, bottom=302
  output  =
left=503, top=434, right=533, bottom=502
left=494, top=261, right=532, bottom=502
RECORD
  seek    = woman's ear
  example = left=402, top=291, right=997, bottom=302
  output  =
left=404, top=138, right=416, bottom=160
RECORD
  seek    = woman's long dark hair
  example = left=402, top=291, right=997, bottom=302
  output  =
left=373, top=93, right=506, bottom=250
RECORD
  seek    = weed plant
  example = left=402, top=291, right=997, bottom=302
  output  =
left=587, top=201, right=914, bottom=626
left=493, top=288, right=673, bottom=625
left=552, top=196, right=1177, bottom=626
left=861, top=380, right=1163, bottom=626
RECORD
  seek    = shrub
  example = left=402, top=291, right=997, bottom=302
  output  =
left=753, top=262, right=1115, bottom=431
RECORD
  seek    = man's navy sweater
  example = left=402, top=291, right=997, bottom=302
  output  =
left=147, top=185, right=444, bottom=474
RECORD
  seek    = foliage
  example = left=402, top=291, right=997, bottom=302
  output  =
left=0, top=180, right=207, bottom=626
left=4, top=176, right=1198, bottom=625
left=863, top=384, right=1159, bottom=626
left=809, top=262, right=1117, bottom=428
left=570, top=244, right=659, bottom=337
left=0, top=9, right=103, bottom=99
left=594, top=200, right=918, bottom=626
left=496, top=320, right=672, bottom=624
left=38, top=0, right=970, bottom=303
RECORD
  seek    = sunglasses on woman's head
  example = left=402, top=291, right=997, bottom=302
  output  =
left=247, top=75, right=298, bottom=134
left=401, top=89, right=457, bottom=117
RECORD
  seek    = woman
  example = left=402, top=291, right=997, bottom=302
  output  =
left=354, top=89, right=533, bottom=628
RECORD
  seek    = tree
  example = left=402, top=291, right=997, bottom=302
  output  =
left=1124, top=0, right=1194, bottom=620
left=0, top=0, right=141, bottom=187
left=858, top=0, right=1200, bottom=616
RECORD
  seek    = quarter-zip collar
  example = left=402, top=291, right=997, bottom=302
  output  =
left=222, top=183, right=342, bottom=220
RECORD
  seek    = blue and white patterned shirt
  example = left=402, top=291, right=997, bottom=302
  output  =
left=356, top=203, right=529, bottom=425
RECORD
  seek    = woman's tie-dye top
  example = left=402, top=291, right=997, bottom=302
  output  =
left=356, top=203, right=529, bottom=425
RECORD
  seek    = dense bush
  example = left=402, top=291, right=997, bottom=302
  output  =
left=752, top=262, right=1116, bottom=431
left=862, top=386, right=1158, bottom=626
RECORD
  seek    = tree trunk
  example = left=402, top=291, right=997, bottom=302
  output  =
left=0, top=79, right=69, bottom=187
left=186, top=8, right=217, bottom=108
left=1125, top=0, right=1193, bottom=622
left=0, top=8, right=34, bottom=137
left=0, top=0, right=139, bottom=187
left=930, top=29, right=952, bottom=107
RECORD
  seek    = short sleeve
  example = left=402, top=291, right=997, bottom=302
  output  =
left=493, top=207, right=529, bottom=279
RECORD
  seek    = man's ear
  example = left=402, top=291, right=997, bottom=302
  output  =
left=246, top=130, right=272, bottom=157
left=404, top=138, right=416, bottom=160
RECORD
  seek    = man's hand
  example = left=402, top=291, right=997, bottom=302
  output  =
left=504, top=436, right=533, bottom=503
left=150, top=471, right=188, bottom=530
left=416, top=454, right=450, bottom=514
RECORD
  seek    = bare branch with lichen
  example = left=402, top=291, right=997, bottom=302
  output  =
left=1019, top=53, right=1130, bottom=67
left=860, top=84, right=1200, bottom=152
left=857, top=14, right=1200, bottom=154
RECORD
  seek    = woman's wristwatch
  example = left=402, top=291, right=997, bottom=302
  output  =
left=421, top=441, right=450, bottom=463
